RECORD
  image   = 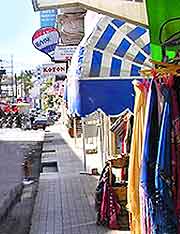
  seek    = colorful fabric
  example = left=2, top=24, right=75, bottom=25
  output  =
left=110, top=109, right=130, bottom=137
left=170, top=77, right=180, bottom=233
left=95, top=164, right=121, bottom=229
left=124, top=114, right=134, bottom=154
left=127, top=80, right=148, bottom=234
left=154, top=84, right=177, bottom=233
left=140, top=80, right=160, bottom=234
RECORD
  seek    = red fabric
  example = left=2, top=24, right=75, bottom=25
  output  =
left=100, top=169, right=121, bottom=229
left=108, top=186, right=121, bottom=229
left=120, top=130, right=127, bottom=181
left=100, top=181, right=108, bottom=222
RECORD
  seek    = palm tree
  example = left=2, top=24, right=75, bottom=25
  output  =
left=16, top=70, right=33, bottom=98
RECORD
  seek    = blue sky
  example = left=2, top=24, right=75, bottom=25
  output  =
left=0, top=0, right=50, bottom=73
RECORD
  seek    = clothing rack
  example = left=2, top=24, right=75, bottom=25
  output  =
left=140, top=60, right=180, bottom=77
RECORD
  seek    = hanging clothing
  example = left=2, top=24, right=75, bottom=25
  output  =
left=174, top=77, right=180, bottom=108
left=124, top=114, right=134, bottom=154
left=140, top=80, right=160, bottom=234
left=170, top=76, right=180, bottom=233
left=95, top=163, right=121, bottom=229
left=111, top=110, right=133, bottom=180
left=154, top=84, right=177, bottom=233
left=140, top=79, right=177, bottom=234
left=127, top=80, right=148, bottom=234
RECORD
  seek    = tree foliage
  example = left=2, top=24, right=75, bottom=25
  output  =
left=16, top=70, right=33, bottom=96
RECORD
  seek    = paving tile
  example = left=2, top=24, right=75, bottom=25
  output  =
left=30, top=125, right=129, bottom=234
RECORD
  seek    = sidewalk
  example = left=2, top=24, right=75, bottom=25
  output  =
left=30, top=123, right=130, bottom=234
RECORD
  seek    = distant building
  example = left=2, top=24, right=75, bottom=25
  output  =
left=0, top=75, right=14, bottom=100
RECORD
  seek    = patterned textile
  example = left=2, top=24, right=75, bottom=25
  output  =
left=174, top=78, right=180, bottom=108
left=127, top=80, right=148, bottom=234
left=140, top=79, right=178, bottom=234
left=111, top=109, right=133, bottom=155
left=124, top=114, right=134, bottom=154
left=170, top=77, right=180, bottom=233
left=110, top=109, right=130, bottom=139
left=95, top=164, right=121, bottom=229
left=154, top=84, right=177, bottom=233
left=140, top=80, right=160, bottom=234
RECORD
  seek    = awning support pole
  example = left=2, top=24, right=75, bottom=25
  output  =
left=104, top=113, right=109, bottom=162
left=81, top=117, right=87, bottom=172
left=108, top=116, right=112, bottom=158
left=73, top=117, right=77, bottom=145
left=99, top=111, right=104, bottom=169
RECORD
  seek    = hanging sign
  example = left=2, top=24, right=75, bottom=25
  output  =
left=42, top=63, right=67, bottom=76
left=32, top=27, right=60, bottom=60
left=54, top=45, right=77, bottom=61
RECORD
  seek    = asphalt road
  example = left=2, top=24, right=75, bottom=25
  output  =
left=0, top=128, right=44, bottom=234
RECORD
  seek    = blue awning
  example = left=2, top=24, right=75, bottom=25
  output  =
left=68, top=79, right=136, bottom=117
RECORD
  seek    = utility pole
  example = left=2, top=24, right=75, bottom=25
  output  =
left=11, top=54, right=14, bottom=102
left=0, top=59, right=6, bottom=100
left=14, top=73, right=17, bottom=98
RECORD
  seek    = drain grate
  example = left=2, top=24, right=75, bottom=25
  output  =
left=42, top=149, right=56, bottom=153
left=41, top=161, right=58, bottom=173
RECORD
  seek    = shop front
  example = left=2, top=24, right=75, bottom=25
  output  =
left=64, top=15, right=151, bottom=230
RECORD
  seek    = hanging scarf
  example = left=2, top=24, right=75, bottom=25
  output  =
left=95, top=164, right=121, bottom=229
left=154, top=84, right=177, bottom=233
left=140, top=80, right=160, bottom=234
left=127, top=80, right=148, bottom=234
left=170, top=76, right=180, bottom=233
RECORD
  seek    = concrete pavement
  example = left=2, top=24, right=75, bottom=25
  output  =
left=30, top=124, right=130, bottom=234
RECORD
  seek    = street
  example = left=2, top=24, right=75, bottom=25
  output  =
left=0, top=128, right=44, bottom=234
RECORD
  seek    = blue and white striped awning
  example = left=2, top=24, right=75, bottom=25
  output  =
left=66, top=16, right=151, bottom=117
left=68, top=16, right=151, bottom=79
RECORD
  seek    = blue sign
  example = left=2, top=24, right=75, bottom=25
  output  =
left=40, top=9, right=58, bottom=28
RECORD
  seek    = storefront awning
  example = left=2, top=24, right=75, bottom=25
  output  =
left=66, top=16, right=151, bottom=116
left=68, top=78, right=137, bottom=117
left=68, top=16, right=151, bottom=80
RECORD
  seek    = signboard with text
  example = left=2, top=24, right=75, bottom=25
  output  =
left=40, top=9, right=58, bottom=28
left=42, top=63, right=67, bottom=76
left=54, top=46, right=77, bottom=61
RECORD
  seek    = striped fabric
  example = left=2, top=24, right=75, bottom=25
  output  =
left=68, top=16, right=151, bottom=79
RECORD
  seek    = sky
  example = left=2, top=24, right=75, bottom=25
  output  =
left=0, top=0, right=50, bottom=74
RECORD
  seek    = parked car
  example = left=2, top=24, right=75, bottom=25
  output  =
left=32, top=116, right=49, bottom=130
